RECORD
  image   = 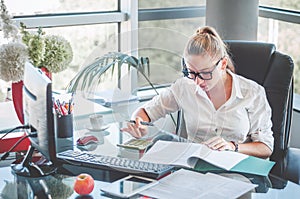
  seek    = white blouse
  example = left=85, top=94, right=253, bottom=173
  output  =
left=143, top=71, right=274, bottom=151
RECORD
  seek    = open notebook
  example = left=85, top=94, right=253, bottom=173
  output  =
left=140, top=140, right=275, bottom=176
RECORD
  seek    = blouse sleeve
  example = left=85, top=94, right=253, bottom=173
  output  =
left=143, top=84, right=180, bottom=122
left=247, top=86, right=274, bottom=151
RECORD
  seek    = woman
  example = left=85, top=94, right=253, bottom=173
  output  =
left=121, top=26, right=273, bottom=159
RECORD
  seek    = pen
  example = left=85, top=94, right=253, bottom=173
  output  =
left=68, top=99, right=72, bottom=114
left=56, top=99, right=68, bottom=116
left=127, top=120, right=154, bottom=126
left=53, top=100, right=62, bottom=115
left=68, top=93, right=74, bottom=114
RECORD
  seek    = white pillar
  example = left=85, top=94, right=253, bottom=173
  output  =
left=206, top=0, right=259, bottom=41
left=119, top=0, right=138, bottom=93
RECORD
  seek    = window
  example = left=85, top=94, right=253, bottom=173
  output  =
left=260, top=0, right=300, bottom=12
left=48, top=24, right=117, bottom=90
left=139, top=0, right=205, bottom=9
left=5, top=0, right=117, bottom=15
left=1, top=1, right=300, bottom=101
left=138, top=18, right=205, bottom=87
left=258, top=13, right=300, bottom=94
left=138, top=0, right=205, bottom=88
left=0, top=1, right=120, bottom=101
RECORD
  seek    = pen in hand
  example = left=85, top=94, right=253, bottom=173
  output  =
left=127, top=120, right=154, bottom=126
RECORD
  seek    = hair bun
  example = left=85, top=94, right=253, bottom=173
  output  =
left=196, top=26, right=216, bottom=37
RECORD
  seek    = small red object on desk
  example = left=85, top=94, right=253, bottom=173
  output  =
left=0, top=132, right=30, bottom=153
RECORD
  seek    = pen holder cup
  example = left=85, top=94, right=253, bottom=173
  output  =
left=55, top=114, right=73, bottom=138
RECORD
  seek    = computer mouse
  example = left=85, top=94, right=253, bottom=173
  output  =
left=76, top=135, right=99, bottom=146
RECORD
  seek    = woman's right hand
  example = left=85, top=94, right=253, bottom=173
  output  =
left=120, top=117, right=149, bottom=138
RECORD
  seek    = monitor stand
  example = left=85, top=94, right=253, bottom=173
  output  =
left=11, top=145, right=57, bottom=177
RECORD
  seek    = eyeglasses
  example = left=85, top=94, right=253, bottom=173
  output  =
left=182, top=58, right=223, bottom=80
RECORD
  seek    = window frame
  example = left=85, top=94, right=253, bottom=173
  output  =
left=10, top=3, right=300, bottom=110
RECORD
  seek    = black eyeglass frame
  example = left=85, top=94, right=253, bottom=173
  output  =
left=182, top=57, right=223, bottom=80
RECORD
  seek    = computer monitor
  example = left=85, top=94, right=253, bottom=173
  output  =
left=11, top=62, right=57, bottom=177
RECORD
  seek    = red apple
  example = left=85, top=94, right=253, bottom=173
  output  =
left=74, top=173, right=95, bottom=195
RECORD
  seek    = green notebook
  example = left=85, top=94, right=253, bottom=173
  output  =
left=194, top=156, right=275, bottom=176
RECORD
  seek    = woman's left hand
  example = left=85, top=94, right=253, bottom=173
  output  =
left=202, top=136, right=235, bottom=151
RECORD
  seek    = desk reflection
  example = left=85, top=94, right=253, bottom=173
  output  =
left=56, top=122, right=162, bottom=161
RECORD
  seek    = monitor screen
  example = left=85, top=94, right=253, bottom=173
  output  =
left=11, top=62, right=57, bottom=177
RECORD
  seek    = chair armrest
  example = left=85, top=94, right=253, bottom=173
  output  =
left=285, top=147, right=300, bottom=184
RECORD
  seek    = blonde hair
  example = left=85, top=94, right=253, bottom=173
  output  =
left=184, top=26, right=235, bottom=72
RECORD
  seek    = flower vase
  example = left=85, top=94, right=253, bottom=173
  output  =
left=11, top=68, right=52, bottom=125
left=40, top=67, right=52, bottom=80
left=11, top=81, right=24, bottom=124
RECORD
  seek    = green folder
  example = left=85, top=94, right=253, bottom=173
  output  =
left=193, top=156, right=275, bottom=176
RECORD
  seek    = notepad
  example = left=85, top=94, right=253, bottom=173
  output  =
left=140, top=140, right=275, bottom=176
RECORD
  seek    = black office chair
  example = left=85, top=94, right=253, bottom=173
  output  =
left=285, top=147, right=300, bottom=184
left=176, top=40, right=297, bottom=182
left=226, top=40, right=294, bottom=180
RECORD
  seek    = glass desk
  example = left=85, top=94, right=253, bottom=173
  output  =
left=1, top=164, right=300, bottom=198
left=56, top=122, right=161, bottom=159
left=1, top=122, right=300, bottom=198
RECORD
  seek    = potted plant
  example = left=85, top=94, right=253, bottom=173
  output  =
left=20, top=23, right=73, bottom=78
left=66, top=52, right=176, bottom=125
left=0, top=0, right=27, bottom=83
left=67, top=52, right=155, bottom=94
left=0, top=0, right=73, bottom=123
left=0, top=0, right=28, bottom=123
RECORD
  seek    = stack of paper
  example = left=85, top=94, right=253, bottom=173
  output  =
left=141, top=169, right=257, bottom=199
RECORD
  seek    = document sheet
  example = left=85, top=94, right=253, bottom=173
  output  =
left=141, top=169, right=257, bottom=199
left=88, top=88, right=139, bottom=107
left=140, top=140, right=248, bottom=170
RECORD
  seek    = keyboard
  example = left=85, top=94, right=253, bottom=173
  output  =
left=57, top=150, right=174, bottom=179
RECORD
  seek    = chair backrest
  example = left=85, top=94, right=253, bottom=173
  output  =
left=226, top=40, right=294, bottom=178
